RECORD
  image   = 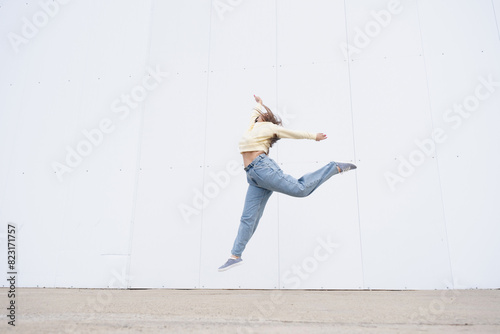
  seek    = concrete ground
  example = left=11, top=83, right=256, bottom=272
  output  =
left=1, top=288, right=499, bottom=333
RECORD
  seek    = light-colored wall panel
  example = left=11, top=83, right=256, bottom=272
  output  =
left=437, top=151, right=500, bottom=289
left=417, top=0, right=500, bottom=56
left=495, top=0, right=500, bottom=41
left=277, top=161, right=362, bottom=289
left=2, top=171, right=67, bottom=288
left=54, top=251, right=128, bottom=288
left=1, top=1, right=499, bottom=290
left=350, top=56, right=433, bottom=161
left=209, top=0, right=276, bottom=71
left=276, top=62, right=354, bottom=164
left=422, top=49, right=500, bottom=289
left=277, top=0, right=347, bottom=64
left=128, top=69, right=209, bottom=287
left=0, top=0, right=151, bottom=288
left=357, top=158, right=453, bottom=289
left=129, top=166, right=204, bottom=288
left=137, top=71, right=208, bottom=169
left=11, top=163, right=140, bottom=288
left=148, top=0, right=211, bottom=74
left=350, top=56, right=453, bottom=289
left=345, top=0, right=422, bottom=60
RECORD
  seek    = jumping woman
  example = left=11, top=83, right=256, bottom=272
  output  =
left=218, top=95, right=357, bottom=272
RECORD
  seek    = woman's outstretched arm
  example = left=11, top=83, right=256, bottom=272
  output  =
left=253, top=95, right=326, bottom=141
left=245, top=95, right=263, bottom=129
left=272, top=125, right=327, bottom=141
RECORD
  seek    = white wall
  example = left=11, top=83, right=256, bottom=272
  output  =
left=0, top=0, right=499, bottom=289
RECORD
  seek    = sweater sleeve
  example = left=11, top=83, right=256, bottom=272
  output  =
left=271, top=124, right=317, bottom=140
left=247, top=103, right=263, bottom=130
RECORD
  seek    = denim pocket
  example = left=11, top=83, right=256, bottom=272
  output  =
left=247, top=173, right=259, bottom=186
left=251, top=164, right=275, bottom=181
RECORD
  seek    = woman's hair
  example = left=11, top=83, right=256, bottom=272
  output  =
left=258, top=104, right=282, bottom=148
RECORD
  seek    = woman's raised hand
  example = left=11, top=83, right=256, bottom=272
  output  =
left=316, top=133, right=327, bottom=141
left=253, top=95, right=263, bottom=104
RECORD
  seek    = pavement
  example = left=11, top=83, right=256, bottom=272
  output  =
left=1, top=288, right=499, bottom=333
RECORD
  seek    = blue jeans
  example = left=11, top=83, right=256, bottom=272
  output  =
left=231, top=154, right=340, bottom=257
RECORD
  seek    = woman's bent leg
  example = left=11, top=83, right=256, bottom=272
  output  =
left=251, top=161, right=340, bottom=198
left=231, top=184, right=273, bottom=257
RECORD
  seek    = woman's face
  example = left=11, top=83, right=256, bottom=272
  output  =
left=256, top=114, right=265, bottom=122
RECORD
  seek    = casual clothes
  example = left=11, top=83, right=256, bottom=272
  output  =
left=238, top=103, right=317, bottom=154
left=230, top=103, right=339, bottom=257
left=231, top=154, right=340, bottom=256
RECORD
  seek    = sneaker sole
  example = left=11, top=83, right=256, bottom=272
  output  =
left=218, top=261, right=243, bottom=272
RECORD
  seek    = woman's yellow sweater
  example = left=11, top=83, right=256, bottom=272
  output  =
left=238, top=103, right=317, bottom=154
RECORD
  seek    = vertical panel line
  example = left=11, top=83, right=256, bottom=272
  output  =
left=125, top=0, right=156, bottom=288
left=343, top=0, right=365, bottom=289
left=275, top=0, right=281, bottom=289
left=198, top=0, right=214, bottom=289
left=415, top=0, right=455, bottom=287
left=492, top=0, right=500, bottom=41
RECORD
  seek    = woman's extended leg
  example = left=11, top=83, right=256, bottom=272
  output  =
left=230, top=183, right=273, bottom=257
left=250, top=159, right=354, bottom=198
left=219, top=158, right=355, bottom=271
